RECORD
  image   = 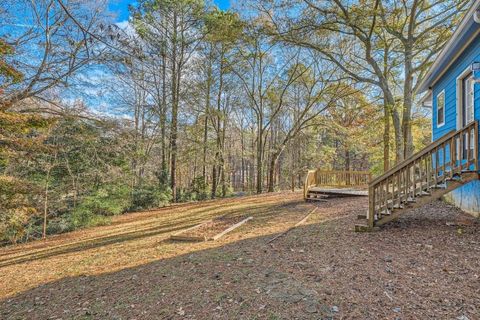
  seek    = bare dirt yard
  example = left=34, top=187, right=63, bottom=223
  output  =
left=1, top=192, right=479, bottom=319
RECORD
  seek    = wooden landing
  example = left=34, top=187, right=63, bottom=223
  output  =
left=307, top=187, right=368, bottom=197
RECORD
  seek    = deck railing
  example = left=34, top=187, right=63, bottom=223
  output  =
left=368, top=120, right=479, bottom=227
left=304, top=169, right=372, bottom=198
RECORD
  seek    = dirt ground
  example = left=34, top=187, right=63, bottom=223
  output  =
left=1, top=192, right=479, bottom=319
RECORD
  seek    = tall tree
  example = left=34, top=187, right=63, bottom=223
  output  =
left=256, top=0, right=468, bottom=165
left=265, top=59, right=344, bottom=192
left=233, top=22, right=309, bottom=193
left=133, top=0, right=206, bottom=201
left=203, top=9, right=243, bottom=197
left=378, top=0, right=469, bottom=158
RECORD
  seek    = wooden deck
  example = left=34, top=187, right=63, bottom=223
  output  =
left=304, top=169, right=371, bottom=200
left=307, top=187, right=368, bottom=197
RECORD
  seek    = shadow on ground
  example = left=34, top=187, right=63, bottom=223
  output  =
left=0, top=196, right=305, bottom=269
left=1, top=199, right=479, bottom=319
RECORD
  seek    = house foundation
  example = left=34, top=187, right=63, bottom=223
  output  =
left=444, top=180, right=480, bottom=218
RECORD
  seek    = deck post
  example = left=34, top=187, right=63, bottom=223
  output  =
left=368, top=185, right=374, bottom=229
left=303, top=173, right=309, bottom=199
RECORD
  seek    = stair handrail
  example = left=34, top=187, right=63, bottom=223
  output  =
left=369, top=120, right=478, bottom=188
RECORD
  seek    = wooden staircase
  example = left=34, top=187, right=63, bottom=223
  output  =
left=356, top=121, right=479, bottom=231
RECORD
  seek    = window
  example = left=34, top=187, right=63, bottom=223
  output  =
left=463, top=73, right=474, bottom=126
left=437, top=90, right=445, bottom=127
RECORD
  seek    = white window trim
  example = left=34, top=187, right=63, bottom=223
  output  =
left=437, top=90, right=445, bottom=128
left=456, top=66, right=476, bottom=129
left=466, top=74, right=475, bottom=125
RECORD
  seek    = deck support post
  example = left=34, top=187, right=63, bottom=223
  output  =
left=368, top=185, right=374, bottom=230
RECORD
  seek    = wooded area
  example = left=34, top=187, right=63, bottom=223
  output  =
left=0, top=0, right=468, bottom=244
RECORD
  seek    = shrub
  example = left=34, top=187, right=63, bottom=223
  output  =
left=45, top=218, right=74, bottom=235
left=213, top=184, right=233, bottom=198
left=177, top=188, right=194, bottom=202
left=222, top=185, right=234, bottom=198
left=155, top=169, right=169, bottom=189
left=130, top=186, right=171, bottom=211
left=69, top=208, right=111, bottom=229
left=0, top=176, right=38, bottom=244
left=191, top=176, right=209, bottom=200
left=69, top=184, right=130, bottom=229
left=1, top=206, right=37, bottom=244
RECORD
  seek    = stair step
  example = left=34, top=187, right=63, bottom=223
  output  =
left=380, top=209, right=391, bottom=216
left=307, top=197, right=328, bottom=202
left=354, top=224, right=371, bottom=232
left=406, top=198, right=416, bottom=203
left=357, top=214, right=367, bottom=220
left=307, top=193, right=327, bottom=197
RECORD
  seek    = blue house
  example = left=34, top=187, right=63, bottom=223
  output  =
left=418, top=1, right=480, bottom=217
left=355, top=2, right=480, bottom=231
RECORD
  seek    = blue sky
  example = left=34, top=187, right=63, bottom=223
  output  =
left=108, top=0, right=231, bottom=22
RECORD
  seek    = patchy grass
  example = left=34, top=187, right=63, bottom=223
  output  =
left=1, top=192, right=480, bottom=319
left=0, top=192, right=312, bottom=298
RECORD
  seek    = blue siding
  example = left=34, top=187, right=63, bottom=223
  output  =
left=431, top=35, right=480, bottom=216
left=432, top=36, right=480, bottom=141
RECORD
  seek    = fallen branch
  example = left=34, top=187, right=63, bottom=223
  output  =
left=384, top=291, right=394, bottom=301
left=266, top=207, right=317, bottom=245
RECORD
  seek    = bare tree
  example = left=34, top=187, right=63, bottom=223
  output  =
left=256, top=0, right=468, bottom=164
left=0, top=0, right=109, bottom=110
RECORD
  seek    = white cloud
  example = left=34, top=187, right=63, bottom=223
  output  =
left=115, top=20, right=136, bottom=36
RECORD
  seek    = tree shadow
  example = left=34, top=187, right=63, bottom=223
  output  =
left=0, top=197, right=307, bottom=269
left=0, top=222, right=349, bottom=320
left=2, top=203, right=479, bottom=320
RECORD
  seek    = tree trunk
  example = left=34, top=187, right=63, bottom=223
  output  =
left=256, top=123, right=263, bottom=194
left=161, top=45, right=168, bottom=175
left=240, top=127, right=245, bottom=191
left=345, top=146, right=351, bottom=185
left=211, top=159, right=217, bottom=198
left=403, top=47, right=414, bottom=159
left=220, top=163, right=226, bottom=197
left=291, top=143, right=296, bottom=192
left=267, top=138, right=291, bottom=192
left=170, top=12, right=178, bottom=202
left=202, top=46, right=213, bottom=180
left=267, top=152, right=279, bottom=192
left=383, top=102, right=390, bottom=171
left=211, top=50, right=225, bottom=198
left=384, top=88, right=404, bottom=164
left=251, top=126, right=256, bottom=192
left=42, top=148, right=57, bottom=240
left=392, top=107, right=404, bottom=164
left=43, top=167, right=51, bottom=240
left=220, top=104, right=228, bottom=197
